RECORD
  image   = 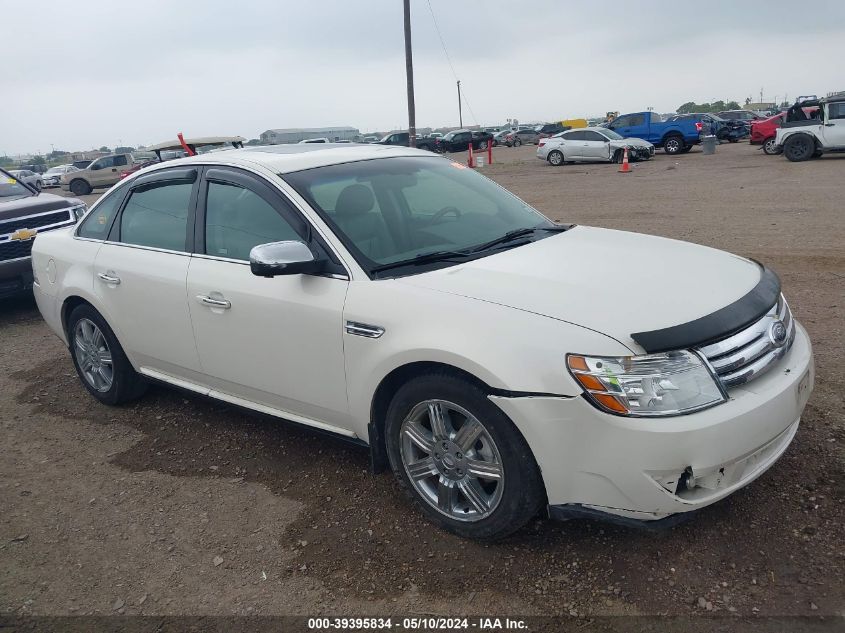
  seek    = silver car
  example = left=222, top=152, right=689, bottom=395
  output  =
left=9, top=169, right=43, bottom=191
left=41, top=165, right=79, bottom=188
left=537, top=127, right=654, bottom=166
left=505, top=128, right=540, bottom=147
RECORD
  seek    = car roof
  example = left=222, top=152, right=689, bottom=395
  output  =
left=135, top=143, right=429, bottom=175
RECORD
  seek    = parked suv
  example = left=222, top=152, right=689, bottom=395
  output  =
left=775, top=94, right=845, bottom=161
left=505, top=128, right=539, bottom=147
left=0, top=167, right=85, bottom=298
left=31, top=145, right=813, bottom=539
left=376, top=132, right=438, bottom=152
left=61, top=153, right=142, bottom=196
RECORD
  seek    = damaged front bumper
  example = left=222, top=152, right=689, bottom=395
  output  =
left=490, top=322, right=814, bottom=525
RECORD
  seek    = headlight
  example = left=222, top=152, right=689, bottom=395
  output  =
left=567, top=351, right=726, bottom=417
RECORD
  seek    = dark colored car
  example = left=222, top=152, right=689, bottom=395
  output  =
left=534, top=123, right=569, bottom=142
left=717, top=110, right=763, bottom=122
left=0, top=168, right=86, bottom=298
left=377, top=132, right=438, bottom=152
left=434, top=130, right=492, bottom=153
left=667, top=113, right=748, bottom=143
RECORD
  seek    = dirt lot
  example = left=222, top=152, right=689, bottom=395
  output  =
left=1, top=143, right=843, bottom=620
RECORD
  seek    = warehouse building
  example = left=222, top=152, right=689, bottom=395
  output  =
left=259, top=126, right=360, bottom=144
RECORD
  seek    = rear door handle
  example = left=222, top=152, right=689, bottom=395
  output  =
left=197, top=294, right=231, bottom=309
left=97, top=272, right=121, bottom=285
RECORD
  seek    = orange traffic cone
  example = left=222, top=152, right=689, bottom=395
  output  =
left=618, top=146, right=631, bottom=173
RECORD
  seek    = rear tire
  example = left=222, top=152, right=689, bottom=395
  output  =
left=762, top=138, right=781, bottom=155
left=783, top=134, right=815, bottom=162
left=67, top=304, right=147, bottom=406
left=547, top=150, right=564, bottom=166
left=513, top=138, right=522, bottom=147
left=70, top=179, right=91, bottom=196
left=385, top=372, right=545, bottom=540
left=663, top=135, right=685, bottom=155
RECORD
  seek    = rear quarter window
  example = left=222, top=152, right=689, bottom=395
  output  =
left=77, top=190, right=123, bottom=240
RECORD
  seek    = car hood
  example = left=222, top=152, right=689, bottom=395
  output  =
left=398, top=226, right=763, bottom=352
left=0, top=192, right=84, bottom=222
left=609, top=137, right=651, bottom=148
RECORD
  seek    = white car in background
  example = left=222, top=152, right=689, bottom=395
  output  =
left=31, top=144, right=813, bottom=539
left=537, top=127, right=654, bottom=166
left=9, top=169, right=43, bottom=191
left=41, top=165, right=79, bottom=188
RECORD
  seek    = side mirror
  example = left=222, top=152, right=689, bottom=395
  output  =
left=249, top=241, right=325, bottom=277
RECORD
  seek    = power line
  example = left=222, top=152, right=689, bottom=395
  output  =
left=426, top=0, right=479, bottom=127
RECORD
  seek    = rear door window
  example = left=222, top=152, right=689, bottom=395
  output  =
left=119, top=181, right=193, bottom=252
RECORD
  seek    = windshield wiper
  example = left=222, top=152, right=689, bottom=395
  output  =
left=371, top=250, right=473, bottom=275
left=469, top=225, right=569, bottom=254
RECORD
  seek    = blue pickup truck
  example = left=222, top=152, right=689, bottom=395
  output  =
left=606, top=111, right=703, bottom=154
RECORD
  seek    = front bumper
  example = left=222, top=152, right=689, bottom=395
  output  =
left=491, top=322, right=814, bottom=522
left=0, top=256, right=34, bottom=298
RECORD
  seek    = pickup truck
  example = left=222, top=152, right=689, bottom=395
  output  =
left=607, top=111, right=703, bottom=154
left=1, top=167, right=86, bottom=298
left=377, top=132, right=438, bottom=152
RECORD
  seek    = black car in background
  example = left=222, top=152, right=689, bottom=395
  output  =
left=667, top=113, right=748, bottom=142
left=377, top=132, right=439, bottom=152
left=435, top=129, right=493, bottom=153
left=0, top=168, right=86, bottom=298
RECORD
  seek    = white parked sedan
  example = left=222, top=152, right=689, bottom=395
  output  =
left=41, top=165, right=79, bottom=188
left=31, top=144, right=813, bottom=539
left=537, top=127, right=654, bottom=166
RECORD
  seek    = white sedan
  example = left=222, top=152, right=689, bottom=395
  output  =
left=32, top=144, right=813, bottom=539
left=41, top=165, right=79, bottom=188
left=537, top=127, right=654, bottom=166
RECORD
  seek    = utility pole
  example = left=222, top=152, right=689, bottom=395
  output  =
left=457, top=80, right=463, bottom=128
left=402, top=0, right=416, bottom=148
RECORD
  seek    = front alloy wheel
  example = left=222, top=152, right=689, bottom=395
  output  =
left=385, top=373, right=545, bottom=540
left=400, top=400, right=504, bottom=522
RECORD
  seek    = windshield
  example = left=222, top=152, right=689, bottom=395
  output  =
left=442, top=132, right=456, bottom=140
left=284, top=156, right=558, bottom=275
left=0, top=168, right=34, bottom=199
left=45, top=166, right=65, bottom=174
left=600, top=129, right=623, bottom=140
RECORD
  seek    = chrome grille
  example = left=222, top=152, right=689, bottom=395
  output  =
left=0, top=208, right=77, bottom=263
left=697, top=295, right=795, bottom=389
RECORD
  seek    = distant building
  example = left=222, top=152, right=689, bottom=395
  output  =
left=260, top=126, right=360, bottom=144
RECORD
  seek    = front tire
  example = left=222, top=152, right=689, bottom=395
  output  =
left=783, top=134, right=815, bottom=162
left=385, top=372, right=545, bottom=540
left=547, top=150, right=564, bottom=166
left=513, top=138, right=522, bottom=147
left=663, top=135, right=685, bottom=155
left=67, top=304, right=147, bottom=406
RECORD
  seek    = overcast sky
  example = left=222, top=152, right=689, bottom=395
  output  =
left=2, top=0, right=842, bottom=155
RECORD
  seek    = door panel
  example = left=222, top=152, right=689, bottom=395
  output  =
left=186, top=258, right=350, bottom=427
left=94, top=244, right=200, bottom=375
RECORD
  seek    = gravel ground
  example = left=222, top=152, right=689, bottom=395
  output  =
left=1, top=143, right=843, bottom=620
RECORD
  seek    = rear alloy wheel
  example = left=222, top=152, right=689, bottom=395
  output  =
left=513, top=138, right=522, bottom=147
left=783, top=134, right=815, bottom=162
left=386, top=373, right=545, bottom=540
left=67, top=304, right=147, bottom=405
left=762, top=138, right=781, bottom=155
left=70, top=179, right=91, bottom=196
left=663, top=135, right=685, bottom=155
left=547, top=150, right=564, bottom=166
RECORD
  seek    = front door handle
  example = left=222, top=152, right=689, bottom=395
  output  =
left=197, top=294, right=231, bottom=309
left=97, top=272, right=121, bottom=285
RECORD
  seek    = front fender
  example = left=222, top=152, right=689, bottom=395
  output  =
left=342, top=280, right=630, bottom=439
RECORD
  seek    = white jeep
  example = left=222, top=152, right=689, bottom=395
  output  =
left=776, top=94, right=845, bottom=161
